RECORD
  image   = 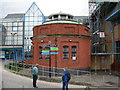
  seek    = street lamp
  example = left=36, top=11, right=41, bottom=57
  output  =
left=11, top=32, right=17, bottom=59
left=11, top=32, right=17, bottom=68
left=11, top=32, right=17, bottom=45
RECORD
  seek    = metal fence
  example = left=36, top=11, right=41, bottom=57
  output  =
left=3, top=60, right=120, bottom=88
left=4, top=60, right=90, bottom=76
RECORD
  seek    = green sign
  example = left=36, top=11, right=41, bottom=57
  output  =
left=50, top=47, right=58, bottom=51
left=42, top=50, right=50, bottom=53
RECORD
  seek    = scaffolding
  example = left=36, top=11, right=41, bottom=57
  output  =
left=89, top=0, right=120, bottom=72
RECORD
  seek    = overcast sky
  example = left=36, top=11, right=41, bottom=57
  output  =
left=0, top=0, right=89, bottom=18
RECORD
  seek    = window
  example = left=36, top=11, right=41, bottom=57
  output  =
left=8, top=23, right=12, bottom=26
left=72, top=46, right=77, bottom=60
left=18, top=50, right=22, bottom=59
left=39, top=46, right=42, bottom=59
left=12, top=27, right=17, bottom=31
left=13, top=22, right=17, bottom=26
left=30, top=22, right=34, bottom=26
left=30, top=17, right=34, bottom=21
left=63, top=46, right=69, bottom=60
left=18, top=27, right=23, bottom=31
left=18, top=22, right=23, bottom=26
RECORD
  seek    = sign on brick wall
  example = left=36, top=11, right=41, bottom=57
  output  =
left=41, top=45, right=58, bottom=55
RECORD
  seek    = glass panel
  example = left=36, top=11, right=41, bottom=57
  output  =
left=63, top=46, right=69, bottom=60
left=72, top=46, right=76, bottom=60
left=8, top=27, right=12, bottom=31
left=63, top=52, right=69, bottom=60
left=13, top=27, right=17, bottom=31
left=34, top=17, right=38, bottom=21
left=8, top=23, right=12, bottom=26
left=25, top=17, right=30, bottom=21
left=25, top=26, right=29, bottom=30
left=25, top=32, right=29, bottom=35
left=18, top=27, right=23, bottom=31
left=3, top=23, right=7, bottom=26
left=13, top=22, right=17, bottom=26
left=18, top=22, right=23, bottom=26
left=33, top=5, right=38, bottom=12
left=38, top=11, right=42, bottom=16
left=18, top=32, right=23, bottom=35
left=23, top=3, right=45, bottom=60
left=25, top=10, right=31, bottom=16
left=30, top=17, right=34, bottom=21
left=34, top=22, right=39, bottom=26
left=38, top=17, right=42, bottom=21
left=72, top=46, right=76, bottom=52
left=30, top=12, right=34, bottom=16
left=63, top=46, right=69, bottom=52
left=30, top=22, right=33, bottom=25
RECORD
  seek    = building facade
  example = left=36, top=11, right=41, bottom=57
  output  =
left=0, top=14, right=24, bottom=60
left=31, top=13, right=91, bottom=69
left=89, top=1, right=120, bottom=72
left=0, top=2, right=45, bottom=60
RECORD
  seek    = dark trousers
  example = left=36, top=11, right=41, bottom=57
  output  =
left=62, top=81, right=68, bottom=90
left=33, top=75, right=38, bottom=87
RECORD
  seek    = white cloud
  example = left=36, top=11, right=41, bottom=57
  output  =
left=0, top=0, right=89, bottom=18
left=36, top=0, right=89, bottom=16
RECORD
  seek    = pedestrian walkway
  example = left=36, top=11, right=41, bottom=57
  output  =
left=2, top=66, right=86, bottom=88
left=38, top=74, right=119, bottom=87
left=2, top=60, right=120, bottom=89
left=18, top=66, right=119, bottom=87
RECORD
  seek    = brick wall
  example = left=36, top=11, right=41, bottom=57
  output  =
left=33, top=24, right=89, bottom=36
left=31, top=23, right=90, bottom=69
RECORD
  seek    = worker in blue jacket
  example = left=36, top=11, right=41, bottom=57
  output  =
left=62, top=68, right=71, bottom=90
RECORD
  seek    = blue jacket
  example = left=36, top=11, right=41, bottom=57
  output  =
left=62, top=71, right=69, bottom=82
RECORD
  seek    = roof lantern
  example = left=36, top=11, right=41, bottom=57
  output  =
left=48, top=12, right=73, bottom=20
left=43, top=12, right=78, bottom=24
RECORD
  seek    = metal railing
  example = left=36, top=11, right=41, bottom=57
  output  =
left=3, top=60, right=120, bottom=88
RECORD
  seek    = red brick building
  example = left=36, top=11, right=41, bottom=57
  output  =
left=31, top=13, right=91, bottom=69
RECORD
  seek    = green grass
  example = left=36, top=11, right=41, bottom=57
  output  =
left=4, top=64, right=21, bottom=72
